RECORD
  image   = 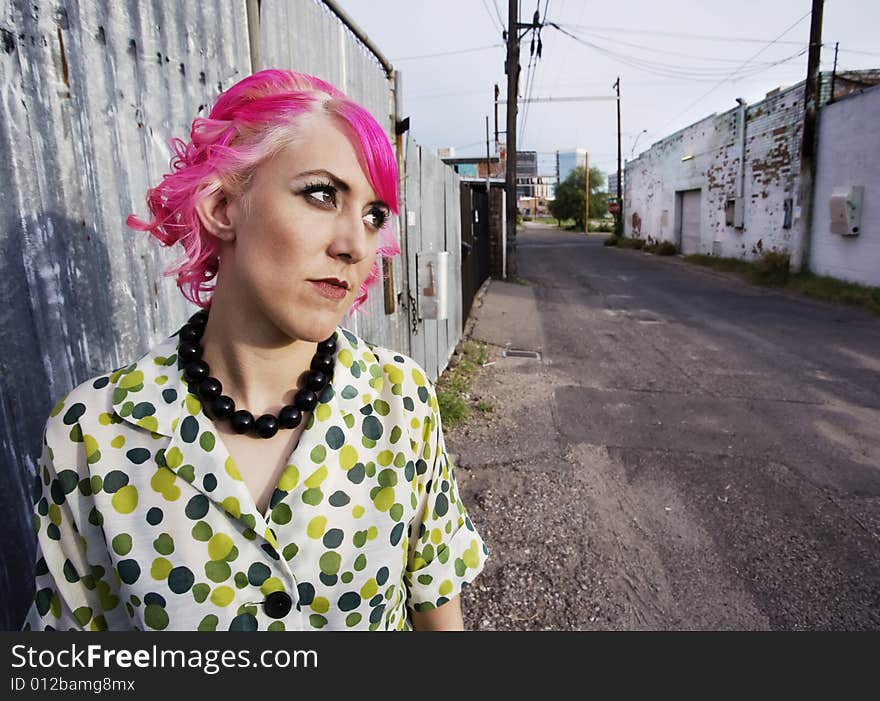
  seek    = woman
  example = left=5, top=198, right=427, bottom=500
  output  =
left=22, top=69, right=487, bottom=631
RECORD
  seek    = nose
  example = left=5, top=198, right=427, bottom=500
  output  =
left=327, top=208, right=371, bottom=264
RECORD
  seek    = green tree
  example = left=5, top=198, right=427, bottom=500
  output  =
left=549, top=166, right=607, bottom=230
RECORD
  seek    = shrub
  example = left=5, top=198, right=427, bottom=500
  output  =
left=631, top=238, right=645, bottom=250
left=604, top=236, right=620, bottom=247
left=657, top=241, right=678, bottom=256
left=751, top=251, right=790, bottom=285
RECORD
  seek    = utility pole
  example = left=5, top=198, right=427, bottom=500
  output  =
left=614, top=77, right=622, bottom=236
left=485, top=115, right=491, bottom=192
left=791, top=0, right=824, bottom=273
left=494, top=84, right=500, bottom=148
left=505, top=0, right=520, bottom=277
left=829, top=41, right=839, bottom=104
left=584, top=151, right=590, bottom=233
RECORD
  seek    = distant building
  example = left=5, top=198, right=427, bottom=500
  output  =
left=441, top=156, right=502, bottom=178
left=556, top=148, right=587, bottom=184
left=624, top=68, right=880, bottom=286
left=436, top=146, right=455, bottom=159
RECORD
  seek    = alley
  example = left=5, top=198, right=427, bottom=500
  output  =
left=452, top=223, right=880, bottom=630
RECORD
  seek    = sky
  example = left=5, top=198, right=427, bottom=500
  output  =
left=338, top=0, right=879, bottom=185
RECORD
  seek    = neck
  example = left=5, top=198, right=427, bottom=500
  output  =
left=198, top=290, right=320, bottom=417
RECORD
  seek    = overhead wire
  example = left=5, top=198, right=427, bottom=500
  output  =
left=655, top=8, right=814, bottom=133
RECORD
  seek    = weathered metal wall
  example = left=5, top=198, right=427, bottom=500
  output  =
left=403, top=131, right=463, bottom=382
left=2, top=0, right=462, bottom=629
left=0, top=0, right=251, bottom=629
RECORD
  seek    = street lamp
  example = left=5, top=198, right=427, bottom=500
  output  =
left=630, top=129, right=648, bottom=160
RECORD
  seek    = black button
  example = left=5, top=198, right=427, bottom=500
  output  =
left=264, top=591, right=293, bottom=619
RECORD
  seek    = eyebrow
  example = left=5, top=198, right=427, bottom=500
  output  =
left=295, top=169, right=389, bottom=208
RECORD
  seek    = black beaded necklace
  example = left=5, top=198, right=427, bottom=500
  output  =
left=176, top=309, right=336, bottom=439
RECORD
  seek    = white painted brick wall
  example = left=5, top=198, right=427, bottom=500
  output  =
left=809, top=85, right=880, bottom=287
left=625, top=82, right=806, bottom=259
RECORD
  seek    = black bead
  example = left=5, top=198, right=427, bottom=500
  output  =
left=306, top=370, right=328, bottom=392
left=197, top=377, right=222, bottom=402
left=294, top=389, right=318, bottom=412
left=230, top=410, right=255, bottom=434
left=184, top=360, right=209, bottom=384
left=255, top=414, right=279, bottom=439
left=278, top=405, right=302, bottom=429
left=188, top=310, right=209, bottom=330
left=264, top=590, right=293, bottom=619
left=179, top=324, right=202, bottom=344
left=317, top=336, right=337, bottom=355
left=210, top=395, right=235, bottom=419
left=178, top=342, right=202, bottom=364
left=310, top=354, right=334, bottom=374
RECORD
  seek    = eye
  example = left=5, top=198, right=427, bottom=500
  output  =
left=302, top=182, right=337, bottom=207
left=364, top=206, right=389, bottom=231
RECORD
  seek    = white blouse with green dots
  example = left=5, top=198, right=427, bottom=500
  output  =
left=21, top=326, right=487, bottom=631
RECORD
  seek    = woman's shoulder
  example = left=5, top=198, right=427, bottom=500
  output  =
left=43, top=335, right=179, bottom=443
left=335, top=326, right=434, bottom=392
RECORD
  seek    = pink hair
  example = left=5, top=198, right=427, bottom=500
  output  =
left=127, top=69, right=400, bottom=310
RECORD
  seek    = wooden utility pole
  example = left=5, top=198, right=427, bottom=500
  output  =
left=829, top=41, right=839, bottom=103
left=505, top=0, right=520, bottom=277
left=584, top=151, right=590, bottom=233
left=792, top=0, right=824, bottom=273
left=614, top=77, right=622, bottom=235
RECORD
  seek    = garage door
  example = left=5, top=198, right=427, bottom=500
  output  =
left=680, top=189, right=702, bottom=255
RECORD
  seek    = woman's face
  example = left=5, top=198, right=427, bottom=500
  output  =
left=217, top=111, right=390, bottom=343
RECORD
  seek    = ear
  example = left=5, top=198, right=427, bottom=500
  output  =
left=195, top=187, right=236, bottom=242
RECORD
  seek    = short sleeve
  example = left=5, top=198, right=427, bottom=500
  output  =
left=404, top=381, right=488, bottom=613
left=21, top=415, right=123, bottom=631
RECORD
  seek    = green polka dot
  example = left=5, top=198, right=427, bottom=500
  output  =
left=153, top=533, right=174, bottom=555
left=199, top=431, right=215, bottom=452
left=319, top=552, right=341, bottom=575
left=338, top=349, right=354, bottom=368
left=307, top=516, right=327, bottom=539
left=340, top=445, right=358, bottom=470
left=208, top=533, right=234, bottom=560
left=278, top=465, right=299, bottom=491
left=197, top=615, right=218, bottom=631
left=192, top=521, right=213, bottom=541
left=111, top=485, right=138, bottom=514
left=271, top=503, right=292, bottom=525
left=305, top=465, right=328, bottom=488
left=110, top=435, right=125, bottom=449
left=144, top=604, right=169, bottom=630
left=112, top=534, right=132, bottom=556
left=373, top=487, right=395, bottom=512
left=310, top=445, right=326, bottom=464
left=150, top=557, right=172, bottom=580
left=192, top=583, right=210, bottom=603
left=311, top=597, right=330, bottom=613
left=210, top=586, right=234, bottom=607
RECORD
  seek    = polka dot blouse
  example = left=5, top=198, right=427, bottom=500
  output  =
left=22, top=327, right=488, bottom=631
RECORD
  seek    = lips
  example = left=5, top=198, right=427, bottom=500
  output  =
left=311, top=277, right=350, bottom=290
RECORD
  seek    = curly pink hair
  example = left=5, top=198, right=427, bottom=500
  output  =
left=127, top=69, right=400, bottom=310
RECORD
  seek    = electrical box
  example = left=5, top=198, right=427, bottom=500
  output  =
left=416, top=251, right=449, bottom=320
left=829, top=185, right=863, bottom=236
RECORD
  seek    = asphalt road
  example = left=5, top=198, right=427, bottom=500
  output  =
left=452, top=224, right=880, bottom=630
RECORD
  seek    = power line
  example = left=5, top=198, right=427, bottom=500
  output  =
left=549, top=23, right=809, bottom=81
left=656, top=9, right=813, bottom=133
left=491, top=0, right=505, bottom=30
left=481, top=0, right=504, bottom=35
left=560, top=22, right=809, bottom=46
left=391, top=43, right=503, bottom=61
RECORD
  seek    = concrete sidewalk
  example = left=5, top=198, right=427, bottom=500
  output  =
left=468, top=279, right=545, bottom=353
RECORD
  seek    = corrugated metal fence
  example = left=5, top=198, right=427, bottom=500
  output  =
left=0, top=0, right=462, bottom=629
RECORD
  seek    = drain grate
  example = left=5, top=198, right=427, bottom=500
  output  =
left=503, top=348, right=542, bottom=360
